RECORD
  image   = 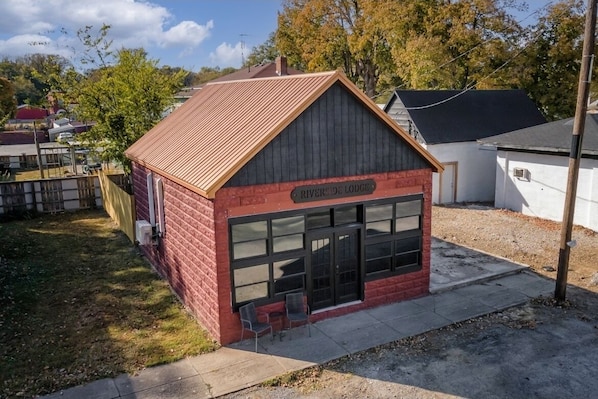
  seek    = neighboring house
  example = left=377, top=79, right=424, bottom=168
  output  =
left=14, top=105, right=50, bottom=122
left=125, top=71, right=443, bottom=345
left=479, top=115, right=598, bottom=232
left=172, top=56, right=302, bottom=107
left=384, top=90, right=546, bottom=204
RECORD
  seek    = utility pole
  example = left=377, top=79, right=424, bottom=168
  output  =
left=555, top=0, right=597, bottom=301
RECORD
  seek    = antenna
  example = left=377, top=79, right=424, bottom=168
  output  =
left=240, top=33, right=249, bottom=68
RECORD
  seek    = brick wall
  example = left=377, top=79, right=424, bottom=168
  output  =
left=131, top=164, right=222, bottom=342
left=131, top=165, right=433, bottom=345
left=215, top=169, right=433, bottom=344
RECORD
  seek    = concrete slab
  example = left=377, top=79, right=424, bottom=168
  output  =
left=198, top=356, right=285, bottom=397
left=315, top=311, right=380, bottom=337
left=334, top=322, right=403, bottom=354
left=385, top=311, right=452, bottom=337
left=498, top=272, right=554, bottom=297
left=430, top=238, right=526, bottom=293
left=188, top=346, right=268, bottom=372
left=478, top=288, right=530, bottom=310
left=366, top=299, right=428, bottom=321
left=41, top=378, right=119, bottom=399
left=119, top=376, right=209, bottom=399
left=114, top=358, right=198, bottom=396
left=453, top=281, right=510, bottom=298
left=261, top=327, right=349, bottom=364
left=433, top=299, right=496, bottom=323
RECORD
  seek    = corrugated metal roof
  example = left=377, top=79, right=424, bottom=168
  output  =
left=126, top=71, right=442, bottom=198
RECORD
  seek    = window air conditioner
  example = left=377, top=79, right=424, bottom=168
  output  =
left=513, top=167, right=530, bottom=181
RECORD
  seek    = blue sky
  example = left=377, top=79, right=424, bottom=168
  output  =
left=0, top=0, right=553, bottom=72
left=0, top=0, right=281, bottom=71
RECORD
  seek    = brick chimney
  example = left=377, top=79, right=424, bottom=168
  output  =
left=276, top=56, right=287, bottom=76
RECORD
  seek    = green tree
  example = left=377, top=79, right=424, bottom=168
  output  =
left=0, top=77, right=17, bottom=128
left=520, top=0, right=586, bottom=120
left=244, top=32, right=279, bottom=67
left=77, top=48, right=185, bottom=172
left=276, top=0, right=394, bottom=97
left=191, top=66, right=237, bottom=85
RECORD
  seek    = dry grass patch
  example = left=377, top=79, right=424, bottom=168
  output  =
left=0, top=210, right=218, bottom=397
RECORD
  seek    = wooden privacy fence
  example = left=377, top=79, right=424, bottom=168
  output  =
left=0, top=176, right=102, bottom=216
left=0, top=171, right=136, bottom=244
left=97, top=171, right=136, bottom=243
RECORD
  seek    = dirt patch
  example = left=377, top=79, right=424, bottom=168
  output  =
left=222, top=205, right=598, bottom=399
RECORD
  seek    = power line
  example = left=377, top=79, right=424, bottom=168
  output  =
left=372, top=1, right=561, bottom=105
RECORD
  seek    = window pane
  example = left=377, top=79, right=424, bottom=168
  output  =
left=366, top=204, right=393, bottom=222
left=235, top=282, right=268, bottom=303
left=366, top=220, right=392, bottom=236
left=396, top=200, right=421, bottom=216
left=233, top=263, right=269, bottom=286
left=366, top=258, right=391, bottom=274
left=307, top=210, right=331, bottom=230
left=395, top=216, right=420, bottom=232
left=366, top=241, right=392, bottom=260
left=233, top=239, right=267, bottom=259
left=274, top=275, right=305, bottom=294
left=335, top=206, right=357, bottom=225
left=272, top=215, right=304, bottom=236
left=273, top=258, right=305, bottom=279
left=396, top=252, right=420, bottom=267
left=273, top=234, right=304, bottom=252
left=231, top=221, right=267, bottom=243
left=396, top=236, right=421, bottom=254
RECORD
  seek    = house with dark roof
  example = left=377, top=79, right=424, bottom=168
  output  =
left=384, top=90, right=546, bottom=204
left=479, top=115, right=598, bottom=232
left=173, top=56, right=302, bottom=106
left=125, top=71, right=443, bottom=345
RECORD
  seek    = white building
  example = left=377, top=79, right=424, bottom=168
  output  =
left=384, top=90, right=546, bottom=204
left=479, top=115, right=598, bottom=232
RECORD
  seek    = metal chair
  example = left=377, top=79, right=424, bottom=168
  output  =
left=285, top=292, right=311, bottom=338
left=239, top=302, right=273, bottom=352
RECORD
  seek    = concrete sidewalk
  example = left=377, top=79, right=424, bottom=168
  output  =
left=41, top=241, right=554, bottom=399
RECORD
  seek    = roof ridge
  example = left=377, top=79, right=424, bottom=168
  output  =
left=205, top=70, right=338, bottom=86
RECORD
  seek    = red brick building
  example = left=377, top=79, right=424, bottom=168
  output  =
left=125, top=71, right=443, bottom=345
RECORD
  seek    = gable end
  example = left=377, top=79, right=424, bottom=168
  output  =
left=225, top=83, right=431, bottom=187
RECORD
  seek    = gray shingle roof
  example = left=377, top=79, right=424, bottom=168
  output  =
left=479, top=114, right=598, bottom=156
left=386, top=90, right=546, bottom=144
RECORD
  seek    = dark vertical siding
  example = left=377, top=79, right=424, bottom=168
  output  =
left=224, top=83, right=430, bottom=187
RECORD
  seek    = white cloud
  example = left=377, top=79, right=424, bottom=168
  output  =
left=0, top=0, right=214, bottom=62
left=0, top=34, right=72, bottom=59
left=209, top=42, right=244, bottom=68
left=161, top=20, right=214, bottom=48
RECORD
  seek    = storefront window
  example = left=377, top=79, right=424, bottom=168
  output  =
left=230, top=217, right=306, bottom=307
left=365, top=196, right=423, bottom=278
left=230, top=194, right=424, bottom=307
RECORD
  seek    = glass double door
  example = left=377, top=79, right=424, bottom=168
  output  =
left=309, top=228, right=361, bottom=311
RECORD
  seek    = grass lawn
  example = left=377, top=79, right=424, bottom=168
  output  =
left=0, top=210, right=218, bottom=398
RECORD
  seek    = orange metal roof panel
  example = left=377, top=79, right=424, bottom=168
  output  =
left=126, top=71, right=443, bottom=198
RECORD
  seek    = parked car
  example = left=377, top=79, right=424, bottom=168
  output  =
left=57, top=132, right=74, bottom=142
